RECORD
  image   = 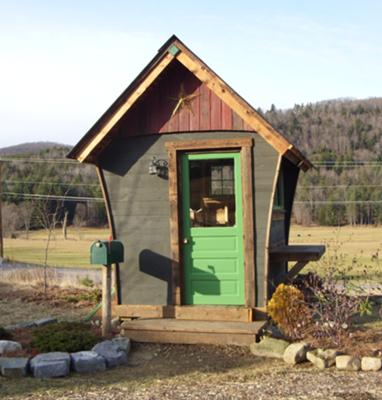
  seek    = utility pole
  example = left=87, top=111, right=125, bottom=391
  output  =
left=0, top=161, right=3, bottom=259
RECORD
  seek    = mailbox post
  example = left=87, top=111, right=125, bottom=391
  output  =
left=90, top=240, right=124, bottom=337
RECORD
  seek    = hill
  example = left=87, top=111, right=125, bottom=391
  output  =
left=263, top=97, right=382, bottom=225
left=0, top=142, right=71, bottom=156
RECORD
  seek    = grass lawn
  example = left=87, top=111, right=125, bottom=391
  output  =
left=4, top=225, right=382, bottom=280
left=4, top=227, right=109, bottom=268
left=289, top=225, right=382, bottom=280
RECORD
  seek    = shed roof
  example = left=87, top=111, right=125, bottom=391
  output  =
left=68, top=35, right=312, bottom=171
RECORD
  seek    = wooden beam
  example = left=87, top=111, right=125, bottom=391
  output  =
left=167, top=147, right=182, bottom=305
left=285, top=261, right=309, bottom=282
left=78, top=52, right=175, bottom=162
left=174, top=48, right=293, bottom=157
left=165, top=137, right=253, bottom=151
left=241, top=145, right=256, bottom=308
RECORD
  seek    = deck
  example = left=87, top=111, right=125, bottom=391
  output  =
left=120, top=318, right=265, bottom=346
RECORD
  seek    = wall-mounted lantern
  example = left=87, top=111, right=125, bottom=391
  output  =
left=148, top=156, right=168, bottom=179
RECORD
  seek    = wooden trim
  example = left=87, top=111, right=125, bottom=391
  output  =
left=285, top=261, right=308, bottom=282
left=166, top=138, right=255, bottom=309
left=175, top=48, right=292, bottom=156
left=241, top=145, right=256, bottom=308
left=96, top=166, right=120, bottom=304
left=78, top=52, right=175, bottom=162
left=167, top=147, right=182, bottom=305
left=165, top=137, right=253, bottom=151
left=115, top=304, right=253, bottom=322
left=263, top=154, right=283, bottom=306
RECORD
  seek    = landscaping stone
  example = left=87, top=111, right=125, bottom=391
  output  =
left=34, top=317, right=57, bottom=327
left=30, top=352, right=71, bottom=378
left=71, top=351, right=106, bottom=373
left=4, top=321, right=36, bottom=331
left=92, top=340, right=128, bottom=368
left=249, top=337, right=290, bottom=359
left=0, top=340, right=22, bottom=355
left=307, top=349, right=339, bottom=369
left=112, top=337, right=131, bottom=355
left=336, top=355, right=361, bottom=371
left=283, top=342, right=309, bottom=365
left=361, top=357, right=382, bottom=372
left=0, top=357, right=29, bottom=377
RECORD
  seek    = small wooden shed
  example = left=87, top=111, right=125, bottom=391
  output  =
left=68, top=35, right=324, bottom=345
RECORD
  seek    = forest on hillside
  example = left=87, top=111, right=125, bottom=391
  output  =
left=264, top=97, right=382, bottom=225
left=1, top=97, right=382, bottom=234
left=1, top=146, right=106, bottom=236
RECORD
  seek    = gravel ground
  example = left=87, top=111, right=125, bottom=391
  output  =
left=1, top=345, right=382, bottom=400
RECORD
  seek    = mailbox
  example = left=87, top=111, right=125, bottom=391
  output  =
left=90, top=240, right=124, bottom=265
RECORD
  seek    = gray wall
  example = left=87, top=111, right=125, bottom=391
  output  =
left=99, top=131, right=279, bottom=306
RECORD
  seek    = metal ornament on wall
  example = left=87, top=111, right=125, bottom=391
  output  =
left=148, top=156, right=168, bottom=179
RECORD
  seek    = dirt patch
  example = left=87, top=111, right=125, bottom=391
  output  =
left=0, top=282, right=95, bottom=326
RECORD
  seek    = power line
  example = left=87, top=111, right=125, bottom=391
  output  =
left=299, top=185, right=382, bottom=189
left=1, top=192, right=104, bottom=202
left=0, top=158, right=79, bottom=164
left=3, top=180, right=99, bottom=187
left=295, top=200, right=382, bottom=205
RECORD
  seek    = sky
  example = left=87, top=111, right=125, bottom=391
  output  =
left=0, top=0, right=381, bottom=147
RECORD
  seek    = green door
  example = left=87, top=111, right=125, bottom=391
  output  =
left=181, top=152, right=245, bottom=305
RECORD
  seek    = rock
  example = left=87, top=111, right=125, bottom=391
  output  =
left=283, top=342, right=309, bottom=365
left=336, top=355, right=361, bottom=371
left=111, top=318, right=121, bottom=329
left=307, top=349, right=339, bottom=369
left=250, top=337, right=290, bottom=359
left=34, top=317, right=57, bottom=327
left=4, top=321, right=36, bottom=331
left=0, top=340, right=22, bottom=355
left=361, top=357, right=382, bottom=372
left=111, top=337, right=131, bottom=355
left=70, top=351, right=106, bottom=373
left=0, top=357, right=29, bottom=377
left=92, top=340, right=128, bottom=368
left=30, top=352, right=70, bottom=378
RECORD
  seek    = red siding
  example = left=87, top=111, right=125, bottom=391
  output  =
left=119, top=59, right=254, bottom=136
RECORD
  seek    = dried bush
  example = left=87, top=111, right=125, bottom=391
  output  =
left=267, top=284, right=311, bottom=340
left=0, top=326, right=12, bottom=340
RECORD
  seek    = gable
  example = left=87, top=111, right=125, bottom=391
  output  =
left=67, top=35, right=311, bottom=171
left=117, top=60, right=254, bottom=137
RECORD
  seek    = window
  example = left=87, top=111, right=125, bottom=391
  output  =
left=210, top=164, right=234, bottom=195
left=274, top=170, right=284, bottom=209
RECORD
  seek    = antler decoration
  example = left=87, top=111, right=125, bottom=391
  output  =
left=170, top=83, right=199, bottom=117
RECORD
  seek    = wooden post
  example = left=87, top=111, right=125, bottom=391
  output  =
left=0, top=161, right=3, bottom=259
left=62, top=210, right=68, bottom=240
left=102, top=264, right=112, bottom=337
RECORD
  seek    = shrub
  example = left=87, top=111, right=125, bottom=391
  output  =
left=31, top=322, right=100, bottom=353
left=267, top=284, right=310, bottom=340
left=0, top=327, right=12, bottom=340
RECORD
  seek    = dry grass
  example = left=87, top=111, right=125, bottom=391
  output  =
left=4, top=227, right=109, bottom=267
left=290, top=225, right=382, bottom=280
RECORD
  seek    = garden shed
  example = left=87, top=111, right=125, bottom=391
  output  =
left=68, top=35, right=325, bottom=345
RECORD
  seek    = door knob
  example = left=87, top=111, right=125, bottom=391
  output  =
left=183, top=238, right=189, bottom=244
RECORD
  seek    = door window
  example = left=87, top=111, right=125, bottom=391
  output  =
left=188, top=158, right=236, bottom=227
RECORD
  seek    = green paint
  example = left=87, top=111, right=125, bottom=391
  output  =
left=168, top=44, right=180, bottom=56
left=181, top=152, right=245, bottom=305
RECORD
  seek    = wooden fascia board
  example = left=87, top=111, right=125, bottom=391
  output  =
left=173, top=42, right=311, bottom=170
left=77, top=52, right=175, bottom=163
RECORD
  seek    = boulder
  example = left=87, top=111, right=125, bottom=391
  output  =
left=71, top=351, right=106, bottom=373
left=307, top=349, right=339, bottom=369
left=283, top=342, right=309, bottom=365
left=0, top=357, right=29, bottom=377
left=361, top=357, right=382, bottom=372
left=30, top=352, right=70, bottom=378
left=336, top=355, right=361, bottom=371
left=250, top=337, right=290, bottom=359
left=0, top=340, right=22, bottom=355
left=111, top=337, right=131, bottom=355
left=92, top=340, right=128, bottom=368
left=34, top=317, right=57, bottom=327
